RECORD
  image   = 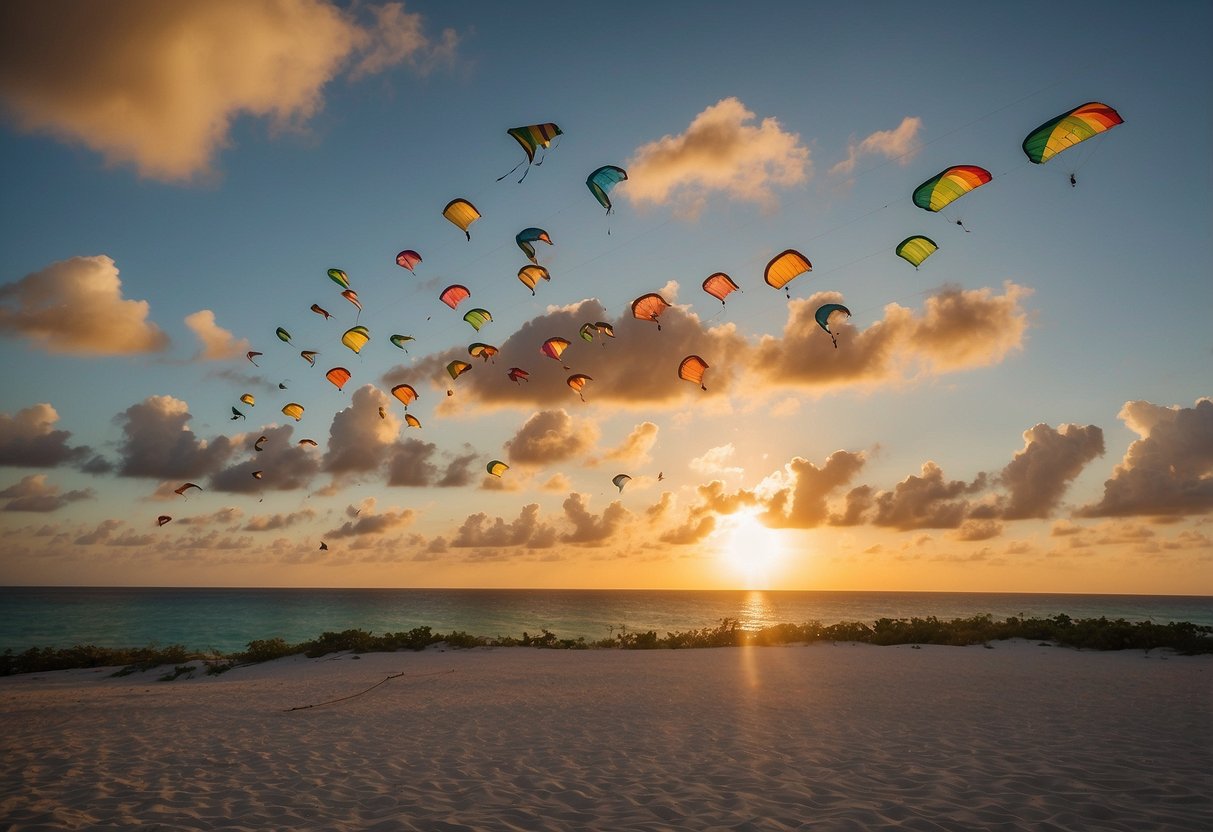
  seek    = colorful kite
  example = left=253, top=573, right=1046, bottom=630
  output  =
left=631, top=293, right=670, bottom=330
left=500, top=123, right=562, bottom=181
left=516, top=227, right=552, bottom=264
left=814, top=303, right=851, bottom=349
left=395, top=250, right=422, bottom=272
left=442, top=198, right=481, bottom=240
left=1022, top=102, right=1122, bottom=166
left=518, top=265, right=551, bottom=295
left=895, top=236, right=939, bottom=269
left=440, top=284, right=471, bottom=310
left=587, top=165, right=627, bottom=214
left=702, top=273, right=740, bottom=304
left=764, top=250, right=811, bottom=298
left=678, top=355, right=709, bottom=391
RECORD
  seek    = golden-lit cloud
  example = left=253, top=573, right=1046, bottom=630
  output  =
left=829, top=116, right=923, bottom=176
left=600, top=422, right=659, bottom=464
left=0, top=403, right=90, bottom=468
left=325, top=497, right=415, bottom=538
left=0, top=256, right=168, bottom=355
left=323, top=386, right=401, bottom=474
left=1079, top=398, right=1213, bottom=518
left=998, top=423, right=1104, bottom=519
left=184, top=309, right=250, bottom=361
left=0, top=474, right=93, bottom=512
left=869, top=462, right=986, bottom=530
left=560, top=493, right=631, bottom=545
left=623, top=97, right=810, bottom=217
left=450, top=504, right=557, bottom=549
left=505, top=410, right=600, bottom=467
left=762, top=451, right=867, bottom=528
left=0, top=1, right=457, bottom=182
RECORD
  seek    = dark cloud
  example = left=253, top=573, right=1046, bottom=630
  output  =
left=451, top=504, right=557, bottom=549
left=0, top=403, right=90, bottom=468
left=116, top=395, right=236, bottom=479
left=505, top=409, right=599, bottom=467
left=0, top=474, right=93, bottom=512
left=999, top=423, right=1104, bottom=519
left=560, top=493, right=631, bottom=545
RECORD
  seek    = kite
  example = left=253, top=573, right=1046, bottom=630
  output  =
left=579, top=323, right=597, bottom=343
left=275, top=327, right=291, bottom=343
left=395, top=250, right=422, bottom=272
left=567, top=373, right=592, bottom=402
left=391, top=384, right=418, bottom=408
left=447, top=360, right=472, bottom=380
left=310, top=303, right=332, bottom=320
left=378, top=406, right=386, bottom=420
left=405, top=414, right=421, bottom=429
left=469, top=343, right=499, bottom=362
left=895, top=236, right=938, bottom=269
left=594, top=322, right=615, bottom=338
left=326, top=367, right=352, bottom=390
left=486, top=459, right=510, bottom=477
left=157, top=515, right=172, bottom=527
left=440, top=284, right=471, bottom=310
left=764, top=250, right=811, bottom=298
left=319, top=541, right=329, bottom=551
left=341, top=289, right=362, bottom=312
left=254, top=435, right=268, bottom=452
left=518, top=265, right=551, bottom=295
left=463, top=308, right=493, bottom=331
left=252, top=470, right=263, bottom=480
left=442, top=198, right=480, bottom=240
left=327, top=268, right=350, bottom=289
left=301, top=350, right=318, bottom=366
left=500, top=123, right=562, bottom=182
left=612, top=474, right=632, bottom=492
left=282, top=403, right=305, bottom=421
left=678, top=355, right=709, bottom=391
left=587, top=165, right=627, bottom=214
left=298, top=439, right=318, bottom=447
left=541, top=337, right=571, bottom=368
left=341, top=325, right=370, bottom=354
left=814, top=303, right=851, bottom=349
left=173, top=482, right=201, bottom=496
left=230, top=407, right=245, bottom=421
left=390, top=334, right=414, bottom=352
left=1022, top=102, right=1123, bottom=167
left=703, top=273, right=740, bottom=304
left=246, top=351, right=262, bottom=366
left=912, top=165, right=992, bottom=229
left=631, top=293, right=670, bottom=330
left=508, top=367, right=530, bottom=383
left=239, top=393, right=255, bottom=407
left=516, top=227, right=552, bottom=264
left=278, top=381, right=288, bottom=390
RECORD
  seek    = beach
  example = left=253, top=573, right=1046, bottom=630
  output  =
left=1, top=641, right=1209, bottom=831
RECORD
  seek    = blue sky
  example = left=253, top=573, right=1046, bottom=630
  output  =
left=1, top=1, right=1209, bottom=591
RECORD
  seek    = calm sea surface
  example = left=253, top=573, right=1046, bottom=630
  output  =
left=2, top=588, right=1210, bottom=654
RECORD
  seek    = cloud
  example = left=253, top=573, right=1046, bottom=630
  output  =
left=0, top=474, right=93, bottom=512
left=998, top=423, right=1104, bottom=519
left=870, top=463, right=987, bottom=530
left=386, top=438, right=476, bottom=487
left=505, top=409, right=600, bottom=467
left=601, top=422, right=659, bottom=464
left=763, top=451, right=867, bottom=529
left=0, top=403, right=91, bottom=467
left=690, top=444, right=744, bottom=479
left=750, top=283, right=1031, bottom=389
left=323, top=386, right=401, bottom=475
left=623, top=97, right=810, bottom=217
left=210, top=425, right=319, bottom=493
left=561, top=493, right=631, bottom=545
left=325, top=498, right=415, bottom=538
left=0, top=1, right=457, bottom=182
left=0, top=256, right=168, bottom=355
left=116, top=395, right=237, bottom=479
left=1079, top=398, right=1213, bottom=518
left=829, top=116, right=923, bottom=176
left=184, top=309, right=250, bottom=361
left=451, top=504, right=558, bottom=549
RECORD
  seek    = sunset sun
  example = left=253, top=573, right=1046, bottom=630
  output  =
left=719, top=511, right=786, bottom=589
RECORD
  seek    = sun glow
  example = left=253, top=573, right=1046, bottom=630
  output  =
left=718, top=511, right=786, bottom=589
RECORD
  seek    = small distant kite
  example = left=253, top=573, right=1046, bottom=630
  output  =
left=254, top=435, right=268, bottom=452
left=463, top=308, right=493, bottom=331
left=440, top=284, right=471, bottom=310
left=405, top=414, right=421, bottom=429
left=390, top=334, right=414, bottom=352
left=567, top=373, right=592, bottom=402
left=239, top=393, right=255, bottom=407
left=246, top=351, right=262, bottom=366
left=275, top=327, right=291, bottom=343
left=319, top=541, right=329, bottom=551
left=341, top=289, right=362, bottom=313
left=174, top=483, right=201, bottom=497
left=326, top=367, right=352, bottom=390
left=508, top=367, right=530, bottom=383
left=327, top=268, right=350, bottom=289
left=301, top=350, right=318, bottom=366
left=469, top=343, right=499, bottom=362
left=157, top=515, right=172, bottom=526
left=395, top=250, right=422, bottom=272
left=612, top=474, right=632, bottom=492
left=341, top=325, right=370, bottom=354
left=447, top=360, right=472, bottom=380
left=230, top=407, right=245, bottom=421
left=282, top=402, right=305, bottom=421
left=310, top=303, right=332, bottom=320
left=486, top=459, right=510, bottom=477
left=895, top=236, right=938, bottom=269
left=391, top=384, right=419, bottom=408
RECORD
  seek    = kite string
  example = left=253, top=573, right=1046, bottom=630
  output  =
left=283, top=667, right=454, bottom=712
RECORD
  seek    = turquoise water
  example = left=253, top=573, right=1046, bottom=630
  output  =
left=2, top=588, right=1210, bottom=654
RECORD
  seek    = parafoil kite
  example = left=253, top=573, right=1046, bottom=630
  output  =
left=631, top=293, right=670, bottom=330
left=814, top=303, right=851, bottom=349
left=579, top=323, right=597, bottom=343
left=678, top=355, right=709, bottom=391
left=319, top=541, right=329, bottom=551
left=395, top=250, right=422, bottom=272
left=405, top=414, right=421, bottom=429
left=173, top=482, right=201, bottom=497
left=469, top=343, right=498, bottom=361
left=378, top=406, right=386, bottom=420
left=518, top=265, right=551, bottom=295
left=541, top=337, right=571, bottom=367
left=310, top=303, right=332, bottom=320
left=463, top=308, right=493, bottom=331
left=447, top=360, right=472, bottom=380
left=912, top=166, right=992, bottom=226
left=391, top=384, right=418, bottom=408
left=1022, top=102, right=1122, bottom=166
left=764, top=250, right=812, bottom=298
left=440, top=284, right=471, bottom=309
left=442, top=198, right=480, bottom=240
left=895, top=236, right=938, bottom=269
left=486, top=459, right=510, bottom=477
left=341, top=289, right=361, bottom=313
left=508, top=367, right=530, bottom=383
left=567, top=373, right=592, bottom=402
left=252, top=470, right=263, bottom=480
left=254, top=435, right=268, bottom=452
left=703, top=273, right=740, bottom=304
left=327, top=268, right=350, bottom=289
left=239, top=393, right=255, bottom=407
left=326, top=367, right=352, bottom=390
left=230, top=407, right=245, bottom=421
left=501, top=123, right=562, bottom=182
left=246, top=351, right=261, bottom=366
left=612, top=474, right=632, bottom=492
left=594, top=322, right=615, bottom=338
left=275, top=327, right=291, bottom=343
left=516, top=227, right=552, bottom=264
left=587, top=165, right=627, bottom=214
left=157, top=515, right=172, bottom=527
left=298, top=438, right=318, bottom=447
left=282, top=403, right=305, bottom=421
left=341, top=325, right=370, bottom=353
left=301, top=350, right=318, bottom=366
left=390, top=334, right=414, bottom=352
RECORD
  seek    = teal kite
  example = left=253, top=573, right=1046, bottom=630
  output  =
left=814, top=303, right=851, bottom=349
left=587, top=165, right=627, bottom=214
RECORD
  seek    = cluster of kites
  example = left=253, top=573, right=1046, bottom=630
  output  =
left=164, top=102, right=1122, bottom=541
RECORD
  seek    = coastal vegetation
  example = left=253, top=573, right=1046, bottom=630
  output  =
left=2, top=614, right=1210, bottom=676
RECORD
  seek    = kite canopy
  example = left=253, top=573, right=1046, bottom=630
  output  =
left=508, top=367, right=530, bottom=383
left=275, top=326, right=291, bottom=343
left=310, top=303, right=332, bottom=319
left=390, top=334, right=414, bottom=351
left=764, top=250, right=812, bottom=296
left=895, top=236, right=939, bottom=269
left=516, top=227, right=552, bottom=264
left=612, top=474, right=632, bottom=492
left=252, top=470, right=263, bottom=480
left=517, top=265, right=551, bottom=295
left=486, top=459, right=509, bottom=477
left=405, top=414, right=421, bottom=429
left=579, top=322, right=597, bottom=342
left=440, top=284, right=471, bottom=309
left=395, top=249, right=422, bottom=272
left=341, top=325, right=370, bottom=353
left=246, top=351, right=261, bottom=366
left=912, top=165, right=992, bottom=212
left=594, top=322, right=615, bottom=338
left=327, top=268, right=350, bottom=289
left=703, top=272, right=740, bottom=304
left=282, top=403, right=305, bottom=421
left=814, top=303, right=851, bottom=348
left=678, top=355, right=709, bottom=391
left=254, top=435, right=268, bottom=452
left=230, top=407, right=246, bottom=420
left=239, top=393, right=255, bottom=407
left=508, top=123, right=562, bottom=164
left=631, top=293, right=670, bottom=329
left=1022, top=102, right=1122, bottom=164
left=391, top=384, right=418, bottom=407
left=567, top=373, right=592, bottom=401
left=443, top=198, right=481, bottom=240
left=341, top=289, right=361, bottom=312
left=447, top=359, right=472, bottom=380
left=541, top=336, right=571, bottom=362
left=298, top=439, right=318, bottom=447
left=173, top=482, right=201, bottom=496
left=301, top=350, right=318, bottom=366
left=463, top=308, right=493, bottom=331
left=587, top=165, right=628, bottom=214
left=157, top=515, right=172, bottom=526
left=325, top=367, right=352, bottom=390
left=469, top=343, right=499, bottom=361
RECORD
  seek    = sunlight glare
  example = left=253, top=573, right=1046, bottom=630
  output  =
left=719, top=512, right=785, bottom=589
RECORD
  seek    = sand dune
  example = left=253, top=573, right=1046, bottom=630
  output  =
left=1, top=641, right=1209, bottom=830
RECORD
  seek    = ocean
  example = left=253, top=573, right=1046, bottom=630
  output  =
left=2, top=587, right=1210, bottom=655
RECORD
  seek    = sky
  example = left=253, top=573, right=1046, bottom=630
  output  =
left=0, top=1, right=1210, bottom=593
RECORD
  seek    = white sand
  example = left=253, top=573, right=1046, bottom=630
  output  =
left=1, top=641, right=1209, bottom=831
